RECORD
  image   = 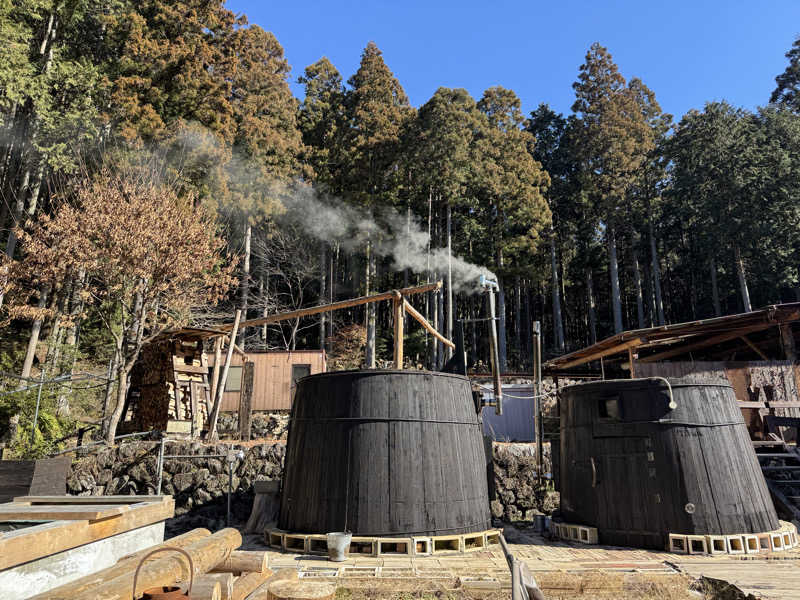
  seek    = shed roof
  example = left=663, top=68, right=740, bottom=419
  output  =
left=544, top=303, right=800, bottom=371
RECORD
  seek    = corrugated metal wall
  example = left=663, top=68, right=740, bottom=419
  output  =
left=480, top=384, right=536, bottom=442
left=208, top=351, right=326, bottom=411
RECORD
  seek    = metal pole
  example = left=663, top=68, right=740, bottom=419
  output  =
left=487, top=290, right=502, bottom=415
left=31, top=371, right=45, bottom=442
left=532, top=321, right=544, bottom=482
left=227, top=458, right=233, bottom=527
left=156, top=436, right=166, bottom=495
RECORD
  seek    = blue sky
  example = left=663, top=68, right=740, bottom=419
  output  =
left=228, top=1, right=800, bottom=120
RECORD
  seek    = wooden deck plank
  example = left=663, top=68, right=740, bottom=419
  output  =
left=0, top=496, right=174, bottom=570
left=0, top=503, right=129, bottom=521
left=12, top=495, right=167, bottom=504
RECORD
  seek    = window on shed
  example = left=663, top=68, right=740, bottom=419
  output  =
left=598, top=395, right=620, bottom=420
left=292, top=364, right=311, bottom=386
left=224, top=366, right=243, bottom=392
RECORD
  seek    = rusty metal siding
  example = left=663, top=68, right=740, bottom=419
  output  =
left=208, top=351, right=325, bottom=412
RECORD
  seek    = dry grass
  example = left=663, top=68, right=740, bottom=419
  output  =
left=332, top=571, right=705, bottom=600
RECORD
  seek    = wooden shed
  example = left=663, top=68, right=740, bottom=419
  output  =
left=208, top=350, right=326, bottom=412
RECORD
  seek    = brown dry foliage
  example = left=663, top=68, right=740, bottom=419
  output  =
left=327, top=324, right=367, bottom=370
left=4, top=166, right=237, bottom=339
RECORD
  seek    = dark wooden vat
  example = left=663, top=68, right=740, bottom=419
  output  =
left=278, top=370, right=491, bottom=536
left=559, top=378, right=778, bottom=549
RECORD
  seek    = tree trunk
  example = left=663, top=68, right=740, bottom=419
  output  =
left=550, top=235, right=565, bottom=353
left=365, top=241, right=376, bottom=368
left=632, top=249, right=645, bottom=329
left=496, top=277, right=508, bottom=374
left=445, top=202, right=453, bottom=359
left=238, top=221, right=251, bottom=348
left=648, top=208, right=665, bottom=325
left=586, top=268, right=597, bottom=345
left=710, top=257, right=721, bottom=317
left=4, top=166, right=30, bottom=258
left=18, top=285, right=50, bottom=384
left=105, top=353, right=130, bottom=444
left=607, top=221, right=623, bottom=333
left=735, top=245, right=752, bottom=312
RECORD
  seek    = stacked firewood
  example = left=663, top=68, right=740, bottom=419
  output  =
left=29, top=527, right=335, bottom=600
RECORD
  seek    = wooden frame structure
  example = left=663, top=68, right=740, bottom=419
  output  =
left=127, top=282, right=454, bottom=439
left=545, top=303, right=800, bottom=372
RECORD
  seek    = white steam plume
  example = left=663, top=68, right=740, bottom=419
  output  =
left=277, top=183, right=495, bottom=294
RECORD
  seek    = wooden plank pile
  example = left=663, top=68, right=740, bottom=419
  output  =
left=28, top=526, right=330, bottom=600
left=0, top=496, right=176, bottom=572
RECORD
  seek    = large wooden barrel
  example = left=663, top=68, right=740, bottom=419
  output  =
left=559, top=378, right=778, bottom=549
left=278, top=370, right=491, bottom=536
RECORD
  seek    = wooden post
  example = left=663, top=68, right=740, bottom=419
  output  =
left=628, top=348, right=637, bottom=378
left=780, top=323, right=797, bottom=362
left=393, top=293, right=404, bottom=369
left=208, top=310, right=241, bottom=440
left=209, top=336, right=223, bottom=408
left=532, top=321, right=543, bottom=481
left=239, top=361, right=255, bottom=441
left=487, top=290, right=502, bottom=416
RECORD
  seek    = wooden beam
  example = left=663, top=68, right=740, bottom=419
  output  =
left=402, top=298, right=455, bottom=349
left=638, top=324, right=772, bottom=363
left=558, top=338, right=645, bottom=370
left=221, top=282, right=442, bottom=331
left=1, top=497, right=175, bottom=571
left=207, top=310, right=241, bottom=440
left=393, top=293, right=404, bottom=369
left=740, top=335, right=769, bottom=360
left=209, top=336, right=223, bottom=411
left=238, top=361, right=254, bottom=441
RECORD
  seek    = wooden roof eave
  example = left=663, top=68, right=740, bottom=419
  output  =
left=544, top=303, right=800, bottom=370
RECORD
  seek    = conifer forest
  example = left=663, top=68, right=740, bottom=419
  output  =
left=1, top=1, right=800, bottom=453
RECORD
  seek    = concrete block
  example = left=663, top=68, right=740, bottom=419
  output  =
left=348, top=537, right=376, bottom=556
left=726, top=535, right=745, bottom=554
left=687, top=535, right=708, bottom=554
left=576, top=526, right=599, bottom=545
left=307, top=534, right=328, bottom=555
left=283, top=533, right=308, bottom=553
left=412, top=536, right=432, bottom=556
left=485, top=530, right=501, bottom=546
left=668, top=534, right=688, bottom=554
left=376, top=538, right=412, bottom=556
left=0, top=521, right=165, bottom=599
left=432, top=535, right=462, bottom=554
left=783, top=532, right=792, bottom=548
left=267, top=529, right=285, bottom=549
left=568, top=525, right=580, bottom=541
left=758, top=534, right=772, bottom=552
left=463, top=532, right=486, bottom=552
left=771, top=533, right=785, bottom=551
left=743, top=534, right=760, bottom=553
left=706, top=535, right=727, bottom=554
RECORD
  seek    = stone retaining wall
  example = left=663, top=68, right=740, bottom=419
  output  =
left=67, top=440, right=557, bottom=534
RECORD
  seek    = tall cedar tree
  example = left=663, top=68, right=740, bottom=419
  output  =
left=344, top=42, right=413, bottom=367
left=572, top=43, right=653, bottom=333
left=475, top=87, right=550, bottom=370
left=412, top=87, right=481, bottom=347
left=771, top=36, right=800, bottom=111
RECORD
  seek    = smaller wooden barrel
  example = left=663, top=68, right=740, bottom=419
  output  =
left=278, top=370, right=491, bottom=536
left=559, top=378, right=778, bottom=549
